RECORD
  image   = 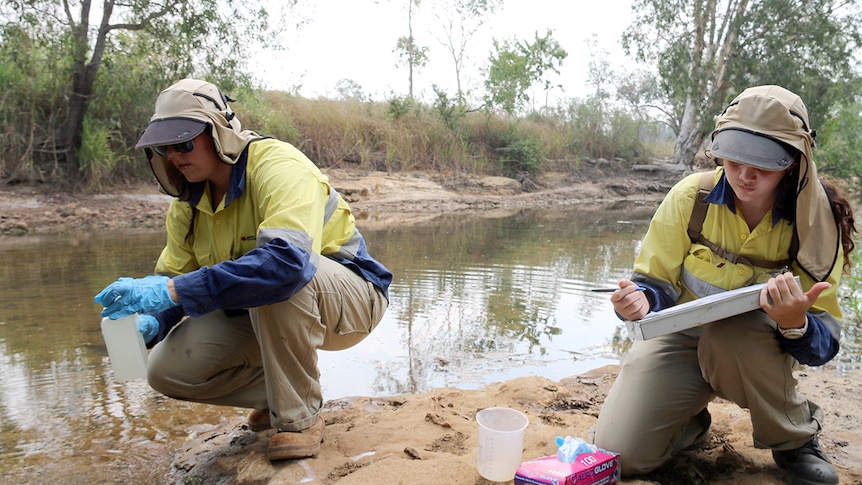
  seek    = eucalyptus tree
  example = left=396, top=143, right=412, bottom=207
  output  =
left=623, top=0, right=862, bottom=166
left=394, top=0, right=430, bottom=99
left=483, top=30, right=567, bottom=116
left=2, top=0, right=298, bottom=182
left=430, top=0, right=503, bottom=105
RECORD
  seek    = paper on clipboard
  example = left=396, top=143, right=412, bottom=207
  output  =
left=625, top=276, right=801, bottom=341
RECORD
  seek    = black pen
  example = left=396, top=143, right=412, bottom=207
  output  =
left=590, top=287, right=645, bottom=293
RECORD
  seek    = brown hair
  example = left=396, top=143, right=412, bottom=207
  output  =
left=820, top=177, right=857, bottom=273
left=185, top=206, right=198, bottom=244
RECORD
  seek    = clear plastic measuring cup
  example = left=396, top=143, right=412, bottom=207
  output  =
left=476, top=407, right=529, bottom=482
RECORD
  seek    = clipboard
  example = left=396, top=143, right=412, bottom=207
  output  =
left=625, top=277, right=801, bottom=340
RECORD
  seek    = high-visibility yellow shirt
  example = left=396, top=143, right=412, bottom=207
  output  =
left=155, top=138, right=391, bottom=317
left=632, top=168, right=842, bottom=365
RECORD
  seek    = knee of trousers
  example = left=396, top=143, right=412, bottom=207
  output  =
left=145, top=354, right=181, bottom=397
left=700, top=312, right=776, bottom=360
left=145, top=344, right=209, bottom=399
left=698, top=312, right=786, bottom=390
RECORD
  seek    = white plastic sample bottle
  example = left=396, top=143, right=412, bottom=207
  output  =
left=100, top=315, right=149, bottom=382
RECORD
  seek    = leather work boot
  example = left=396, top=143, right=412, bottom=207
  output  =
left=247, top=408, right=272, bottom=432
left=772, top=436, right=839, bottom=485
left=267, top=416, right=325, bottom=461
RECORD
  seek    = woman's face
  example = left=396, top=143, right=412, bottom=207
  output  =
left=722, top=159, right=789, bottom=205
left=160, top=131, right=228, bottom=184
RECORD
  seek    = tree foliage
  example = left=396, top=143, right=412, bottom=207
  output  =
left=623, top=0, right=862, bottom=166
left=395, top=36, right=430, bottom=97
left=483, top=30, right=567, bottom=116
left=394, top=0, right=429, bottom=99
left=0, top=0, right=298, bottom=185
left=818, top=101, right=862, bottom=184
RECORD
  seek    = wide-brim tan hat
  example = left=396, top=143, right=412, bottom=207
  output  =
left=137, top=79, right=260, bottom=199
left=711, top=85, right=839, bottom=282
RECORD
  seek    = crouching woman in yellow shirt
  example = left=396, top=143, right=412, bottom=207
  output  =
left=95, top=79, right=392, bottom=462
left=594, top=85, right=856, bottom=485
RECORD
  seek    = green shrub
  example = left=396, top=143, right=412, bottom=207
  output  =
left=78, top=115, right=121, bottom=190
left=498, top=131, right=545, bottom=176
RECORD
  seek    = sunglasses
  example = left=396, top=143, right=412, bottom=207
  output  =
left=152, top=139, right=195, bottom=157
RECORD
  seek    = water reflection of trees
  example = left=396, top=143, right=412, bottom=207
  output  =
left=364, top=205, right=653, bottom=394
left=0, top=232, right=162, bottom=364
left=0, top=231, right=172, bottom=477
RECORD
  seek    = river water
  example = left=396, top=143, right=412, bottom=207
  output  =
left=1, top=202, right=859, bottom=482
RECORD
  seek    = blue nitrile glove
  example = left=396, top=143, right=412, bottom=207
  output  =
left=94, top=275, right=179, bottom=319
left=137, top=314, right=159, bottom=344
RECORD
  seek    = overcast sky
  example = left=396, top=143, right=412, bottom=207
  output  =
left=251, top=0, right=637, bottom=104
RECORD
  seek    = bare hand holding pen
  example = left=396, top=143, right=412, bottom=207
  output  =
left=611, top=278, right=650, bottom=321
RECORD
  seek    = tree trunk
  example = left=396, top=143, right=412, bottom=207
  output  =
left=56, top=61, right=97, bottom=182
left=672, top=99, right=706, bottom=167
left=407, top=0, right=415, bottom=99
left=55, top=0, right=112, bottom=184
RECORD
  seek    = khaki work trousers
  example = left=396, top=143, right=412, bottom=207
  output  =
left=146, top=256, right=388, bottom=431
left=593, top=310, right=824, bottom=476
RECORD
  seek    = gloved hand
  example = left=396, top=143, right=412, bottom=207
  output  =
left=94, top=275, right=179, bottom=319
left=137, top=314, right=159, bottom=344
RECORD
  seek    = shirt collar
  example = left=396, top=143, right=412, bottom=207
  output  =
left=704, top=170, right=794, bottom=226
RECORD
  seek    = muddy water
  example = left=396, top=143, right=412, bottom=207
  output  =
left=1, top=203, right=859, bottom=483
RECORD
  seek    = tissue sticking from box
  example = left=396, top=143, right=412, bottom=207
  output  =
left=514, top=436, right=620, bottom=485
left=556, top=436, right=597, bottom=463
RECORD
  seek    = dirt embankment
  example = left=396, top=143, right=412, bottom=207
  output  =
left=0, top=164, right=681, bottom=236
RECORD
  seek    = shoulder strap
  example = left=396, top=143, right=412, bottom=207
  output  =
left=686, top=170, right=792, bottom=270
left=686, top=171, right=714, bottom=243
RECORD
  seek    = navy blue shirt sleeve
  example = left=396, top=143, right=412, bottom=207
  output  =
left=148, top=306, right=185, bottom=349
left=172, top=237, right=316, bottom=317
left=776, top=314, right=839, bottom=366
left=638, top=283, right=676, bottom=313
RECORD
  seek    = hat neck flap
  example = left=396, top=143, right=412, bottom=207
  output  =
left=712, top=85, right=839, bottom=281
left=146, top=79, right=261, bottom=200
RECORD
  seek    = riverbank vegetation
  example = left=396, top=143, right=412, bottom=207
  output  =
left=1, top=0, right=862, bottom=196
left=1, top=64, right=659, bottom=190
